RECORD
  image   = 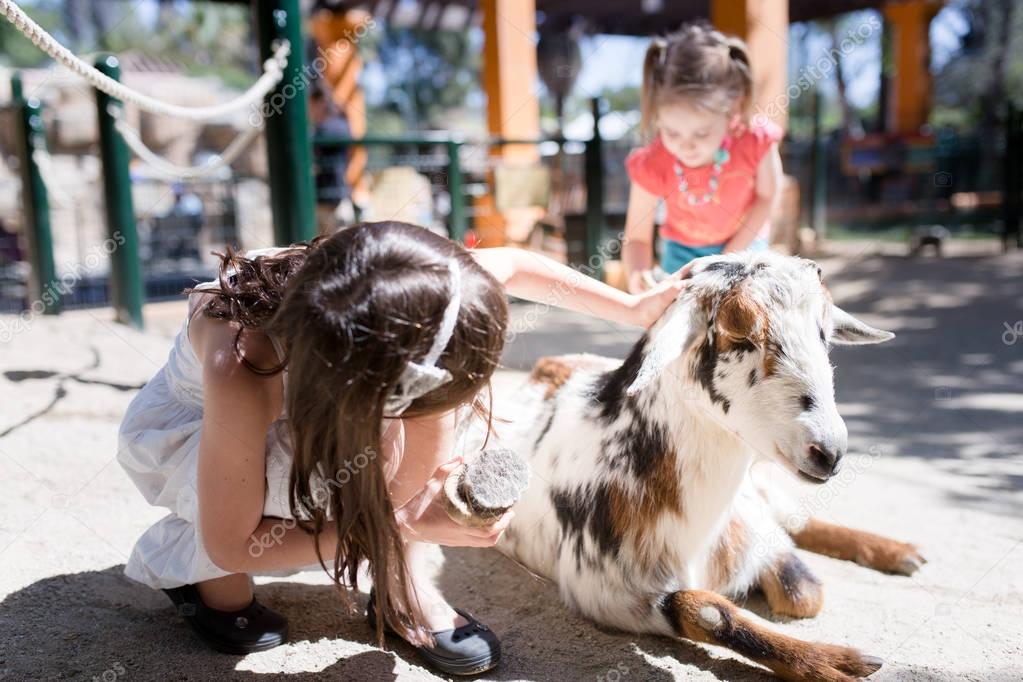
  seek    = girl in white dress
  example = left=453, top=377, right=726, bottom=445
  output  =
left=117, top=220, right=685, bottom=675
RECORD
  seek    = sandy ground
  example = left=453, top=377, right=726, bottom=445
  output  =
left=1, top=241, right=1022, bottom=681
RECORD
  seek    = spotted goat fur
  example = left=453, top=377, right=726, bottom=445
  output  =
left=469, top=252, right=925, bottom=681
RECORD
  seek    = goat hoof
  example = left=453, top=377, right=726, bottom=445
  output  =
left=861, top=655, right=884, bottom=676
left=895, top=553, right=926, bottom=576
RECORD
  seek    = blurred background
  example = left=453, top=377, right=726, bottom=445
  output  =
left=0, top=0, right=1019, bottom=317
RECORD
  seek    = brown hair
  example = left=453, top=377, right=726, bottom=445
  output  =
left=640, top=22, right=753, bottom=137
left=188, top=222, right=508, bottom=645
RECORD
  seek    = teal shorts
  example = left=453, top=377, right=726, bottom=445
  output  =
left=660, top=238, right=769, bottom=275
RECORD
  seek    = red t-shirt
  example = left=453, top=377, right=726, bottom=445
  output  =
left=625, top=119, right=783, bottom=246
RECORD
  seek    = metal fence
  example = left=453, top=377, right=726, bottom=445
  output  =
left=0, top=171, right=242, bottom=314
left=782, top=131, right=1007, bottom=237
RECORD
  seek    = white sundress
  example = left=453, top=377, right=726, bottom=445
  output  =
left=116, top=272, right=310, bottom=589
left=117, top=249, right=474, bottom=590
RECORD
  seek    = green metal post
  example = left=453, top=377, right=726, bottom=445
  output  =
left=811, top=89, right=827, bottom=239
left=583, top=97, right=605, bottom=278
left=12, top=73, right=60, bottom=314
left=94, top=55, right=144, bottom=329
left=254, top=0, right=316, bottom=245
left=446, top=140, right=466, bottom=243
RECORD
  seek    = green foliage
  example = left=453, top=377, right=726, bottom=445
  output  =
left=0, top=1, right=62, bottom=68
left=933, top=0, right=1023, bottom=130
left=0, top=1, right=257, bottom=89
left=361, top=27, right=481, bottom=129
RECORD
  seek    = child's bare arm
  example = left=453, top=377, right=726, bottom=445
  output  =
left=622, top=181, right=659, bottom=292
left=471, top=244, right=686, bottom=329
left=193, top=318, right=322, bottom=573
left=388, top=411, right=511, bottom=547
left=725, top=142, right=783, bottom=253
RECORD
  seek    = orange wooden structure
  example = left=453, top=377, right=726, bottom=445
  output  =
left=308, top=7, right=371, bottom=201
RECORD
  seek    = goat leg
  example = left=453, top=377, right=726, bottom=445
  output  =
left=661, top=589, right=882, bottom=681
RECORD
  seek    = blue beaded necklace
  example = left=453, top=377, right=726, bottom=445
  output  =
left=673, top=141, right=732, bottom=206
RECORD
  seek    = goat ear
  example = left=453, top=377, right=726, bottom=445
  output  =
left=830, top=305, right=894, bottom=345
left=626, top=294, right=703, bottom=396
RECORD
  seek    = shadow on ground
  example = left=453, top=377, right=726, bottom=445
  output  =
left=0, top=566, right=397, bottom=680
left=500, top=251, right=1023, bottom=518
left=825, top=254, right=1023, bottom=516
left=0, top=562, right=788, bottom=681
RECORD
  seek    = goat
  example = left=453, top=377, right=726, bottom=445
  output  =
left=473, top=251, right=924, bottom=681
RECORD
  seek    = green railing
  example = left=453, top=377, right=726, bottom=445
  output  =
left=9, top=73, right=59, bottom=316
left=313, top=97, right=609, bottom=275
left=2, top=0, right=611, bottom=325
left=94, top=56, right=145, bottom=329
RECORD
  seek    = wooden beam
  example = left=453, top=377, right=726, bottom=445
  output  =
left=883, top=0, right=940, bottom=135
left=479, top=0, right=541, bottom=246
left=481, top=0, right=540, bottom=160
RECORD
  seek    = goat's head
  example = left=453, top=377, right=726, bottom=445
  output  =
left=628, top=251, right=893, bottom=483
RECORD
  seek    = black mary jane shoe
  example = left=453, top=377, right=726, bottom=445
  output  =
left=366, top=590, right=500, bottom=676
left=162, top=584, right=289, bottom=655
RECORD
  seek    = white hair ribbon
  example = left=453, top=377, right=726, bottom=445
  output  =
left=384, top=259, right=462, bottom=416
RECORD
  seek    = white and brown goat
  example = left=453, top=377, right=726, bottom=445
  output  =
left=476, top=251, right=924, bottom=681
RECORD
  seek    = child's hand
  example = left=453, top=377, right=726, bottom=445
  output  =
left=394, top=458, right=514, bottom=547
left=627, top=269, right=655, bottom=294
left=626, top=261, right=697, bottom=328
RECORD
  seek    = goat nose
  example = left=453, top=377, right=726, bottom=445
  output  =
left=808, top=443, right=843, bottom=477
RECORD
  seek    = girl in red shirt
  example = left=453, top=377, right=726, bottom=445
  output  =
left=623, top=23, right=784, bottom=292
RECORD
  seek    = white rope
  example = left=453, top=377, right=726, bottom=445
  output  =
left=109, top=105, right=263, bottom=181
left=0, top=0, right=290, bottom=123
left=30, top=148, right=76, bottom=207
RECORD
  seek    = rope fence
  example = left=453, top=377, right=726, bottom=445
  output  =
left=0, top=0, right=290, bottom=123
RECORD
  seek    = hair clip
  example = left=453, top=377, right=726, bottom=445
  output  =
left=384, top=260, right=462, bottom=417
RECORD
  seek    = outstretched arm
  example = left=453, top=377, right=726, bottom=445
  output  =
left=470, top=246, right=689, bottom=329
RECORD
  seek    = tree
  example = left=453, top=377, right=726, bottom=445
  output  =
left=933, top=0, right=1023, bottom=131
left=360, top=28, right=480, bottom=129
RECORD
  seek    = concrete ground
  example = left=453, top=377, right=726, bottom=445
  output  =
left=1, top=241, right=1021, bottom=681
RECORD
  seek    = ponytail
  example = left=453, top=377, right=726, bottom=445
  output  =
left=640, top=38, right=668, bottom=137
left=724, top=37, right=754, bottom=119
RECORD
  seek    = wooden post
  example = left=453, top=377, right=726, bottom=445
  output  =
left=308, top=8, right=371, bottom=203
left=478, top=0, right=541, bottom=246
left=882, top=0, right=940, bottom=135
